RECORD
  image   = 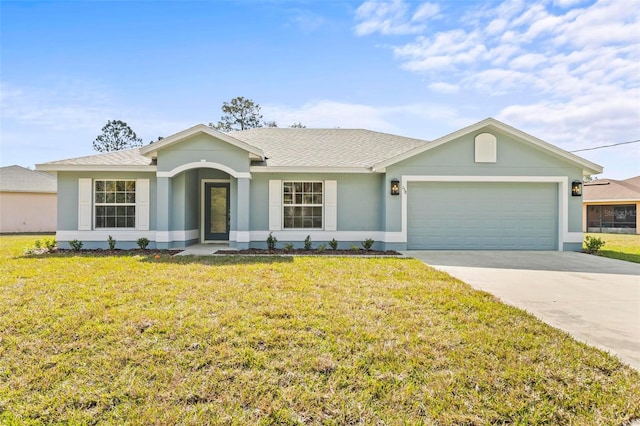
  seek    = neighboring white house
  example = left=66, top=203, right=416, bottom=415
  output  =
left=0, top=165, right=57, bottom=233
left=583, top=176, right=639, bottom=234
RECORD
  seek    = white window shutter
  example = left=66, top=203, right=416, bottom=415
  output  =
left=324, top=180, right=337, bottom=231
left=78, top=178, right=92, bottom=231
left=269, top=180, right=282, bottom=231
left=136, top=179, right=150, bottom=231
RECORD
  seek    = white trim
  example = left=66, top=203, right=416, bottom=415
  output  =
left=57, top=230, right=156, bottom=241
left=158, top=162, right=250, bottom=179
left=136, top=178, right=150, bottom=231
left=78, top=178, right=92, bottom=231
left=139, top=124, right=264, bottom=160
left=246, top=230, right=404, bottom=243
left=564, top=232, right=584, bottom=244
left=324, top=180, right=337, bottom=231
left=36, top=165, right=156, bottom=172
left=156, top=229, right=199, bottom=243
left=584, top=199, right=640, bottom=203
left=372, top=118, right=602, bottom=175
left=401, top=175, right=569, bottom=251
left=250, top=166, right=372, bottom=174
left=200, top=179, right=231, bottom=243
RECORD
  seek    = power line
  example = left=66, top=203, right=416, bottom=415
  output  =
left=570, top=139, right=640, bottom=153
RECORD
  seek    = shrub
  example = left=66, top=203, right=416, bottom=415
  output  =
left=329, top=238, right=338, bottom=250
left=266, top=232, right=278, bottom=251
left=584, top=235, right=605, bottom=254
left=350, top=244, right=360, bottom=252
left=361, top=238, right=375, bottom=251
left=107, top=235, right=116, bottom=250
left=69, top=240, right=83, bottom=251
left=137, top=237, right=150, bottom=250
left=33, top=240, right=42, bottom=249
left=43, top=238, right=57, bottom=251
left=304, top=235, right=312, bottom=250
left=283, top=243, right=294, bottom=251
left=316, top=243, right=327, bottom=253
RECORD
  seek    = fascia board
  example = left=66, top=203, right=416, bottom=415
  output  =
left=249, top=166, right=374, bottom=174
left=35, top=164, right=157, bottom=172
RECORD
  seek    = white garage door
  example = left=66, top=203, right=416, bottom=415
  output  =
left=407, top=182, right=558, bottom=250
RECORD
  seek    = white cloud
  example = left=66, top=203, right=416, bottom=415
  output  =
left=428, top=82, right=460, bottom=93
left=354, top=0, right=439, bottom=36
left=357, top=0, right=640, bottom=156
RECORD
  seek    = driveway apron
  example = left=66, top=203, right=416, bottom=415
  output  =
left=403, top=251, right=640, bottom=371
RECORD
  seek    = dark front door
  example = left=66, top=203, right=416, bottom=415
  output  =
left=204, top=182, right=230, bottom=241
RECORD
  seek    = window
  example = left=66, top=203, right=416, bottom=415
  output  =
left=587, top=204, right=636, bottom=232
left=94, top=180, right=136, bottom=228
left=283, top=181, right=323, bottom=228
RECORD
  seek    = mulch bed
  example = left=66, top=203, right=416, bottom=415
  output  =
left=46, top=249, right=182, bottom=256
left=217, top=248, right=401, bottom=256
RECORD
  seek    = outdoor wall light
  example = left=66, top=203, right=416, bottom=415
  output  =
left=571, top=180, right=582, bottom=197
left=391, top=178, right=400, bottom=196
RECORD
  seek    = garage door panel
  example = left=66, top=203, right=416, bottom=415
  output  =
left=407, top=182, right=558, bottom=250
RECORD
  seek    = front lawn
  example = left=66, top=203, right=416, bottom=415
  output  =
left=1, top=235, right=639, bottom=424
left=586, top=232, right=640, bottom=263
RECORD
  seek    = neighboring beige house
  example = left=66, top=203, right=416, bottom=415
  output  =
left=0, top=165, right=57, bottom=233
left=583, top=176, right=639, bottom=234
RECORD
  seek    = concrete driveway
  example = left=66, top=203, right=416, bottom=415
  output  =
left=403, top=251, right=640, bottom=371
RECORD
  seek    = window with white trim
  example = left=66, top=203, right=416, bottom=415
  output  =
left=283, top=181, right=323, bottom=229
left=94, top=180, right=136, bottom=228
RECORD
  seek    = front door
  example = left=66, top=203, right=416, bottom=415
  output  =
left=204, top=182, right=230, bottom=241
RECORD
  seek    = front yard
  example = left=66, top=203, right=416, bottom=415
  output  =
left=1, top=235, right=639, bottom=424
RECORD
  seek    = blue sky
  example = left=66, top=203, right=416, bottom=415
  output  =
left=1, top=0, right=638, bottom=178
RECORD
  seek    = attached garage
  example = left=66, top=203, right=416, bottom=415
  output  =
left=407, top=181, right=558, bottom=250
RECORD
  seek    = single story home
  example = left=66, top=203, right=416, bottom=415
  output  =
left=36, top=118, right=602, bottom=251
left=583, top=176, right=639, bottom=234
left=0, top=165, right=57, bottom=233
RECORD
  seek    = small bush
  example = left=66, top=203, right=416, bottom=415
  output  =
left=43, top=238, right=57, bottom=251
left=137, top=237, right=150, bottom=250
left=350, top=244, right=360, bottom=252
left=266, top=233, right=278, bottom=251
left=584, top=235, right=605, bottom=254
left=69, top=240, right=83, bottom=251
left=34, top=240, right=42, bottom=249
left=107, top=235, right=116, bottom=250
left=316, top=243, right=327, bottom=253
left=304, top=235, right=312, bottom=250
left=283, top=243, right=294, bottom=251
left=329, top=238, right=338, bottom=250
left=361, top=238, right=375, bottom=251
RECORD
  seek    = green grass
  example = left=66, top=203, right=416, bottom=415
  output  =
left=2, top=235, right=640, bottom=425
left=585, top=232, right=640, bottom=263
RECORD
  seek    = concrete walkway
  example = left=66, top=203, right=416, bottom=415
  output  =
left=403, top=251, right=640, bottom=371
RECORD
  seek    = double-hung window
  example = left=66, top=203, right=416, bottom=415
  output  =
left=283, top=181, right=323, bottom=229
left=94, top=180, right=136, bottom=228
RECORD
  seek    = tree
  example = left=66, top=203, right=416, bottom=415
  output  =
left=209, top=96, right=263, bottom=131
left=264, top=120, right=278, bottom=127
left=290, top=122, right=306, bottom=128
left=93, top=120, right=143, bottom=152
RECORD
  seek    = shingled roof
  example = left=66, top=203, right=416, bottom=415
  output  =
left=0, top=165, right=57, bottom=193
left=583, top=176, right=640, bottom=201
left=228, top=128, right=427, bottom=168
left=37, top=128, right=427, bottom=170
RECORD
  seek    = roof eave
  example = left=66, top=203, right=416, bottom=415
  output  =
left=35, top=164, right=157, bottom=172
left=250, top=166, right=374, bottom=174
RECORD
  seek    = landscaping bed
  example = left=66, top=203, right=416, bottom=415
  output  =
left=217, top=248, right=401, bottom=256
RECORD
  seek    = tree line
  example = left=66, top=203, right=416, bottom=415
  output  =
left=93, top=97, right=305, bottom=152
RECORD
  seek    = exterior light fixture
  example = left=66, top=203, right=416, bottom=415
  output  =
left=391, top=178, right=400, bottom=196
left=571, top=180, right=582, bottom=197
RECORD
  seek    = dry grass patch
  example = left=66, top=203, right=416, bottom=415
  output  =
left=1, top=235, right=639, bottom=424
